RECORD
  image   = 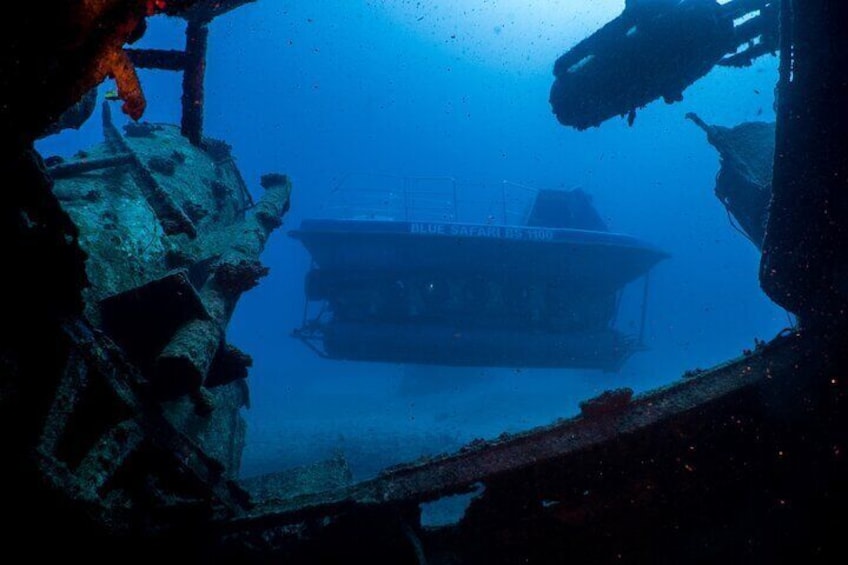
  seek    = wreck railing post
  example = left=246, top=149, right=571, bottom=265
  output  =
left=182, top=17, right=209, bottom=146
left=127, top=2, right=259, bottom=146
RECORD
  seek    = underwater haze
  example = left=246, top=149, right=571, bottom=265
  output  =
left=38, top=0, right=785, bottom=480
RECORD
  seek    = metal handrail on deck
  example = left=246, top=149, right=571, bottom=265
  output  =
left=320, top=173, right=540, bottom=225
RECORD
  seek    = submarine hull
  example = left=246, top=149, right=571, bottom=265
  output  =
left=290, top=218, right=667, bottom=290
left=290, top=218, right=666, bottom=370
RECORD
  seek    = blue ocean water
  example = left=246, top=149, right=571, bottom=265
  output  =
left=37, top=1, right=785, bottom=481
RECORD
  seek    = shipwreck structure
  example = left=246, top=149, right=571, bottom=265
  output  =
left=686, top=112, right=775, bottom=250
left=549, top=0, right=778, bottom=130
left=2, top=0, right=847, bottom=562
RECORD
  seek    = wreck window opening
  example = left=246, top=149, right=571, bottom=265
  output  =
left=733, top=10, right=761, bottom=28
left=419, top=484, right=486, bottom=529
left=18, top=0, right=829, bottom=558
left=35, top=5, right=785, bottom=489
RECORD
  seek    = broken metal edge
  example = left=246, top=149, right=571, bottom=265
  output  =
left=227, top=329, right=802, bottom=532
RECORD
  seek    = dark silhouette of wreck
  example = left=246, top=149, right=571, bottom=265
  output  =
left=2, top=1, right=846, bottom=562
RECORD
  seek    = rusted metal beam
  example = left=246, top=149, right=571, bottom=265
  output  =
left=181, top=19, right=208, bottom=145
left=47, top=153, right=134, bottom=179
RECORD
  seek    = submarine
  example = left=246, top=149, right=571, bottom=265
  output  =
left=289, top=177, right=668, bottom=371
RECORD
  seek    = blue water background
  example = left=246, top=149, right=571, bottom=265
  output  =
left=37, top=1, right=784, bottom=480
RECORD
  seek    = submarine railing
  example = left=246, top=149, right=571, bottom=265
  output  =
left=321, top=173, right=537, bottom=225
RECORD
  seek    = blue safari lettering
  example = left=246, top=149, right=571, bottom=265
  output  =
left=410, top=222, right=447, bottom=235
left=449, top=225, right=503, bottom=238
left=411, top=223, right=553, bottom=240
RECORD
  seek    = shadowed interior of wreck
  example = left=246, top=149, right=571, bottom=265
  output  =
left=1, top=1, right=847, bottom=562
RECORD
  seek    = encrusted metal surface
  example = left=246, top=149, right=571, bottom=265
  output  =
left=232, top=330, right=801, bottom=529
